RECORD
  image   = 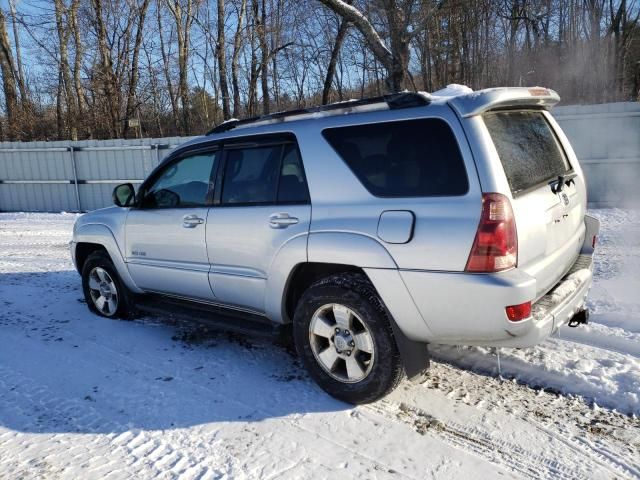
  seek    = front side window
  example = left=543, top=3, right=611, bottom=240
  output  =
left=143, top=152, right=217, bottom=208
left=221, top=142, right=309, bottom=205
left=322, top=118, right=469, bottom=197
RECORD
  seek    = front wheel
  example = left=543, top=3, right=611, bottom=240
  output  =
left=81, top=251, right=135, bottom=319
left=293, top=273, right=404, bottom=404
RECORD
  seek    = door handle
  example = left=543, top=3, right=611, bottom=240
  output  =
left=269, top=213, right=299, bottom=228
left=183, top=214, right=205, bottom=228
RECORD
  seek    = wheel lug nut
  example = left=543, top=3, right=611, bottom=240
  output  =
left=346, top=351, right=351, bottom=356
left=345, top=330, right=350, bottom=335
left=350, top=341, right=355, bottom=347
left=335, top=327, right=340, bottom=333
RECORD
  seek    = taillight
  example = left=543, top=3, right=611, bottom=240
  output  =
left=505, top=301, right=532, bottom=321
left=465, top=193, right=517, bottom=272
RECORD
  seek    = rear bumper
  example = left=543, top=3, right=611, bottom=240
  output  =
left=484, top=254, right=593, bottom=347
left=368, top=252, right=594, bottom=348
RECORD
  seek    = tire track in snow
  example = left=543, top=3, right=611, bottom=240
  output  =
left=0, top=364, right=222, bottom=480
left=369, top=362, right=640, bottom=480
left=0, top=310, right=418, bottom=479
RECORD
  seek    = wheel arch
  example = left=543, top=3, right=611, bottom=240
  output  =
left=74, top=223, right=143, bottom=293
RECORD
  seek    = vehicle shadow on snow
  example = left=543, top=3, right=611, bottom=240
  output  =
left=0, top=270, right=348, bottom=435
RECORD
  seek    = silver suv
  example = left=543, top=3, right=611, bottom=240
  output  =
left=71, top=87, right=599, bottom=404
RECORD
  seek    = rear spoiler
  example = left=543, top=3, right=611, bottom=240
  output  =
left=448, top=87, right=560, bottom=118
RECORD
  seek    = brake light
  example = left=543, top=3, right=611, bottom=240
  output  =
left=505, top=301, right=532, bottom=321
left=465, top=193, right=517, bottom=272
left=528, top=87, right=550, bottom=96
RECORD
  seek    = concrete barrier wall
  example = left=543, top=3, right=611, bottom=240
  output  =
left=0, top=102, right=638, bottom=212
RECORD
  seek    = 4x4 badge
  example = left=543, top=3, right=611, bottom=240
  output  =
left=561, top=192, right=570, bottom=206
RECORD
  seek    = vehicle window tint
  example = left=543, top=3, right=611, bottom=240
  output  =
left=144, top=152, right=217, bottom=208
left=322, top=118, right=468, bottom=197
left=278, top=144, right=309, bottom=203
left=484, top=111, right=571, bottom=194
left=221, top=145, right=281, bottom=204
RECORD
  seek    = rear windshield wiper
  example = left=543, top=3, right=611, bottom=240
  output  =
left=550, top=173, right=577, bottom=194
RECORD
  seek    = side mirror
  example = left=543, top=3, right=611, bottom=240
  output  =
left=113, top=183, right=136, bottom=207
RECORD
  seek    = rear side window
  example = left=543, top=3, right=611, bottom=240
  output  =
left=278, top=144, right=310, bottom=203
left=484, top=111, right=571, bottom=194
left=221, top=141, right=309, bottom=205
left=222, top=145, right=280, bottom=204
left=322, top=118, right=468, bottom=197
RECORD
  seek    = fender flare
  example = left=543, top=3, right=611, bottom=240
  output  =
left=74, top=223, right=143, bottom=294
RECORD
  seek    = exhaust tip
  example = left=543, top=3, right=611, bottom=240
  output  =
left=568, top=309, right=589, bottom=328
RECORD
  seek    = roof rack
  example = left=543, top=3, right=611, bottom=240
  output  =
left=206, top=91, right=430, bottom=135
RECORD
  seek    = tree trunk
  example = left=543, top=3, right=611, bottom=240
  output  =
left=8, top=0, right=27, bottom=104
left=259, top=0, right=269, bottom=114
left=0, top=8, right=19, bottom=140
left=231, top=0, right=247, bottom=117
left=322, top=18, right=349, bottom=104
left=157, top=3, right=179, bottom=132
left=54, top=0, right=76, bottom=138
left=217, top=0, right=231, bottom=119
left=70, top=0, right=88, bottom=137
left=166, top=0, right=195, bottom=134
left=124, top=0, right=151, bottom=138
left=91, top=0, right=120, bottom=137
left=248, top=0, right=260, bottom=116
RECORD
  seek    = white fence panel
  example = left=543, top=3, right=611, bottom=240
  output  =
left=553, top=102, right=640, bottom=208
left=0, top=137, right=191, bottom=212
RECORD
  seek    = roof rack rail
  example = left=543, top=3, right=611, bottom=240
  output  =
left=206, top=91, right=430, bottom=135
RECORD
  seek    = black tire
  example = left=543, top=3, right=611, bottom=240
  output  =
left=81, top=250, right=136, bottom=319
left=293, top=272, right=404, bottom=404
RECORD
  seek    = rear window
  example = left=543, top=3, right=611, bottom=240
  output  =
left=322, top=118, right=468, bottom=197
left=484, top=111, right=571, bottom=194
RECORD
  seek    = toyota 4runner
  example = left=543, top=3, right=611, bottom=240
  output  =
left=71, top=86, right=600, bottom=404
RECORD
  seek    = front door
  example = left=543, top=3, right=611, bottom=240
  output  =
left=206, top=135, right=311, bottom=313
left=126, top=149, right=218, bottom=300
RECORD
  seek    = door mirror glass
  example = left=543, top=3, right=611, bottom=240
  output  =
left=113, top=183, right=136, bottom=207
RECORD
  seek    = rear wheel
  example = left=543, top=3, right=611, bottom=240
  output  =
left=293, top=273, right=404, bottom=404
left=81, top=251, right=135, bottom=319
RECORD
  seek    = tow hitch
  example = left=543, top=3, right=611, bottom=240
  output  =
left=568, top=308, right=589, bottom=328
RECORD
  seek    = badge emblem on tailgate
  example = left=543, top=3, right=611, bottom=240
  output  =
left=561, top=192, right=569, bottom=206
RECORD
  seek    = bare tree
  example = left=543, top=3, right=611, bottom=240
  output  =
left=317, top=0, right=424, bottom=91
left=0, top=8, right=20, bottom=139
left=7, top=0, right=27, bottom=105
left=124, top=0, right=151, bottom=138
left=231, top=0, right=247, bottom=117
left=322, top=15, right=350, bottom=104
left=166, top=0, right=199, bottom=134
left=216, top=0, right=232, bottom=119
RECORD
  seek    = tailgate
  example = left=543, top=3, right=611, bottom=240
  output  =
left=483, top=110, right=587, bottom=298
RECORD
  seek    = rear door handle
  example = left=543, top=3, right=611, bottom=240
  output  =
left=269, top=213, right=299, bottom=228
left=183, top=214, right=205, bottom=228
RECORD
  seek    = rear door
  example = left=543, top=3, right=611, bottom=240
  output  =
left=483, top=110, right=587, bottom=297
left=205, top=134, right=311, bottom=313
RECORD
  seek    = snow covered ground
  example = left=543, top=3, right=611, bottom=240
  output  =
left=0, top=209, right=638, bottom=479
